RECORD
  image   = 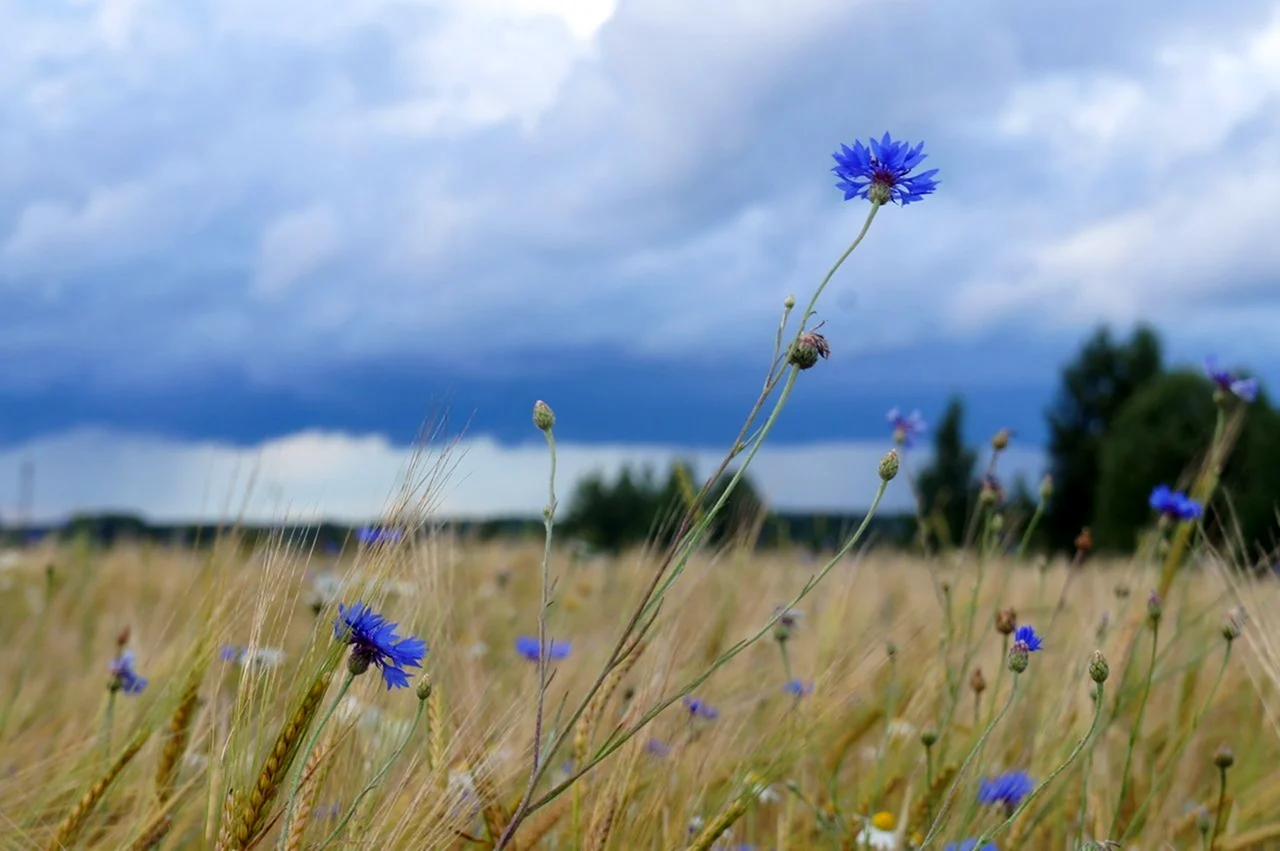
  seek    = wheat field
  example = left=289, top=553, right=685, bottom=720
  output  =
left=1, top=516, right=1277, bottom=851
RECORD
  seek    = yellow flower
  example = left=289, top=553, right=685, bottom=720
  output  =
left=872, top=811, right=896, bottom=831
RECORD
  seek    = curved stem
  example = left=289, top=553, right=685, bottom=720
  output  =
left=315, top=698, right=425, bottom=850
left=278, top=671, right=356, bottom=850
left=972, top=682, right=1106, bottom=848
left=1110, top=623, right=1159, bottom=836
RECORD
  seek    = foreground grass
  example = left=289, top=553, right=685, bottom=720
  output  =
left=0, top=535, right=1276, bottom=850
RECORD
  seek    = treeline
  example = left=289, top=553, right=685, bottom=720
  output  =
left=4, top=325, right=1276, bottom=560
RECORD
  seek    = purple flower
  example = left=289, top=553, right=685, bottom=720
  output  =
left=355, top=527, right=404, bottom=545
left=515, top=635, right=571, bottom=662
left=1205, top=356, right=1258, bottom=403
left=1149, top=484, right=1203, bottom=522
left=944, top=842, right=998, bottom=851
left=645, top=738, right=671, bottom=758
left=887, top=407, right=927, bottom=448
left=108, top=650, right=148, bottom=695
left=979, top=770, right=1034, bottom=811
left=333, top=602, right=427, bottom=690
left=783, top=679, right=813, bottom=698
left=832, top=133, right=940, bottom=206
left=683, top=696, right=719, bottom=720
left=1013, top=625, right=1043, bottom=653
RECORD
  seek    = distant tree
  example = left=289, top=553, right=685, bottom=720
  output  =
left=916, top=395, right=977, bottom=549
left=560, top=461, right=765, bottom=553
left=1044, top=324, right=1163, bottom=552
left=1093, top=370, right=1280, bottom=555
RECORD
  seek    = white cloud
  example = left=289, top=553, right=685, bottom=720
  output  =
left=0, top=428, right=1042, bottom=524
left=255, top=204, right=344, bottom=298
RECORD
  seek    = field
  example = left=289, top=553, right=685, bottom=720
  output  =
left=1, top=521, right=1278, bottom=851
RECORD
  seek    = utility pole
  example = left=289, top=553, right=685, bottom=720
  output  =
left=19, top=458, right=34, bottom=530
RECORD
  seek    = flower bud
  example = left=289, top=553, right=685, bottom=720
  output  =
left=1038, top=474, right=1054, bottom=502
left=1214, top=744, right=1235, bottom=770
left=878, top=449, right=900, bottom=482
left=1089, top=650, right=1109, bottom=683
left=995, top=607, right=1017, bottom=636
left=787, top=330, right=831, bottom=370
left=920, top=727, right=938, bottom=747
left=969, top=667, right=987, bottom=694
left=533, top=400, right=556, bottom=432
left=784, top=294, right=796, bottom=310
left=416, top=675, right=433, bottom=702
left=1223, top=607, right=1244, bottom=643
left=1146, top=590, right=1163, bottom=627
left=991, top=428, right=1012, bottom=451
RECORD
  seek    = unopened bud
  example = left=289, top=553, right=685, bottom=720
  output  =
left=116, top=626, right=131, bottom=650
left=783, top=294, right=796, bottom=310
left=1146, top=590, right=1163, bottom=626
left=416, top=675, right=433, bottom=702
left=991, top=428, right=1012, bottom=451
left=879, top=449, right=900, bottom=482
left=1039, top=474, right=1054, bottom=502
left=990, top=513, right=1004, bottom=532
left=1214, top=744, right=1235, bottom=770
left=533, top=400, right=556, bottom=432
left=1223, top=607, right=1244, bottom=643
left=920, top=727, right=938, bottom=747
left=787, top=330, right=831, bottom=370
left=995, top=607, right=1017, bottom=636
left=1089, top=650, right=1109, bottom=683
left=969, top=667, right=987, bottom=694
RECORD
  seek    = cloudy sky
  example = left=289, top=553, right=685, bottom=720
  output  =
left=1, top=0, right=1277, bottom=523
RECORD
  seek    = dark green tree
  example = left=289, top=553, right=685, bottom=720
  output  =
left=916, top=395, right=977, bottom=549
left=560, top=461, right=765, bottom=553
left=1093, top=370, right=1280, bottom=555
left=1044, top=324, right=1163, bottom=552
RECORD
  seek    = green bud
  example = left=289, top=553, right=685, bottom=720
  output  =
left=533, top=400, right=556, bottom=432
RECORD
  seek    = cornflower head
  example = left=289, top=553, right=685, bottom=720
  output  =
left=783, top=679, right=813, bottom=698
left=683, top=696, right=719, bottom=720
left=978, top=770, right=1034, bottom=814
left=944, top=842, right=997, bottom=851
left=832, top=132, right=940, bottom=206
left=1205, top=355, right=1258, bottom=403
left=645, top=738, right=671, bottom=758
left=1149, top=484, right=1202, bottom=522
left=1008, top=625, right=1042, bottom=673
left=333, top=601, right=427, bottom=689
left=887, top=407, right=927, bottom=448
left=355, top=526, right=403, bottom=545
left=108, top=650, right=147, bottom=695
left=514, top=635, right=571, bottom=662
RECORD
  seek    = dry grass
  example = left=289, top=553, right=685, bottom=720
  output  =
left=0, top=532, right=1275, bottom=850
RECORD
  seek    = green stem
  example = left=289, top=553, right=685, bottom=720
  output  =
left=1211, top=766, right=1229, bottom=848
left=1016, top=499, right=1045, bottom=560
left=0, top=567, right=55, bottom=742
left=922, top=676, right=1020, bottom=846
left=316, top=698, right=426, bottom=850
left=1120, top=643, right=1231, bottom=842
left=527, top=482, right=890, bottom=815
left=972, top=682, right=1105, bottom=848
left=101, top=691, right=117, bottom=764
left=278, top=670, right=356, bottom=850
left=1110, top=622, right=1159, bottom=836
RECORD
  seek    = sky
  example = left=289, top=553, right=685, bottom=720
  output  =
left=1, top=0, right=1278, bottom=522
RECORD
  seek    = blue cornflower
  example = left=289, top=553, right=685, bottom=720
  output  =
left=979, top=770, right=1034, bottom=812
left=1205, top=356, right=1258, bottom=403
left=783, top=678, right=813, bottom=698
left=684, top=696, right=719, bottom=720
left=355, top=527, right=403, bottom=545
left=887, top=407, right=927, bottom=448
left=1012, top=625, right=1043, bottom=653
left=944, top=841, right=998, bottom=851
left=832, top=133, right=940, bottom=206
left=108, top=650, right=148, bottom=695
left=333, top=601, right=427, bottom=690
left=1149, top=484, right=1202, bottom=522
left=514, top=635, right=571, bottom=662
left=645, top=738, right=671, bottom=758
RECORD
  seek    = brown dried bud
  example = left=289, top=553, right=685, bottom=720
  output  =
left=995, top=607, right=1017, bottom=636
left=787, top=329, right=831, bottom=370
left=116, top=626, right=131, bottom=650
left=1074, top=527, right=1093, bottom=554
left=969, top=667, right=987, bottom=695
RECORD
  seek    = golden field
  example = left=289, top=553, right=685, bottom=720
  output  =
left=0, top=528, right=1277, bottom=851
